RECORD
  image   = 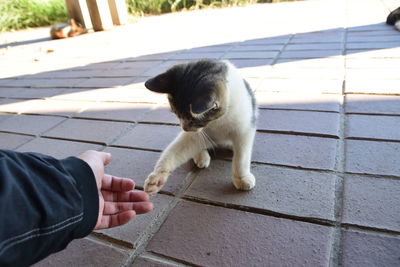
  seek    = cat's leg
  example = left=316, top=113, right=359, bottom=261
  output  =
left=144, top=132, right=206, bottom=194
left=193, top=149, right=211, bottom=169
left=231, top=128, right=256, bottom=190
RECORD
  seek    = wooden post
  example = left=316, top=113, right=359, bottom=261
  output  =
left=86, top=0, right=114, bottom=31
left=65, top=0, right=93, bottom=30
left=108, top=0, right=129, bottom=25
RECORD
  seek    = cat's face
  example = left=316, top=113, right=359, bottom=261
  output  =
left=145, top=60, right=229, bottom=132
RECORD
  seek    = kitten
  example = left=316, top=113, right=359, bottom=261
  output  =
left=50, top=18, right=86, bottom=40
left=387, top=7, right=400, bottom=31
left=143, top=59, right=257, bottom=195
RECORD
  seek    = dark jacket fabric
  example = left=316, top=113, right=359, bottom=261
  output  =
left=0, top=149, right=99, bottom=267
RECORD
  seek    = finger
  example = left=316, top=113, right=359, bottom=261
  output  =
left=98, top=152, right=112, bottom=166
left=102, top=190, right=149, bottom=202
left=102, top=174, right=135, bottom=192
left=104, top=201, right=153, bottom=215
left=95, top=211, right=136, bottom=230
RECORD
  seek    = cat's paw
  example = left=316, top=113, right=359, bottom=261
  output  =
left=144, top=171, right=170, bottom=195
left=193, top=150, right=211, bottom=169
left=232, top=173, right=255, bottom=191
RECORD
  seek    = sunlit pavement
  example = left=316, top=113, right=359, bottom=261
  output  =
left=1, top=0, right=400, bottom=266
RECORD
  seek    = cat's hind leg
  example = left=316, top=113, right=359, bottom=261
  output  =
left=193, top=150, right=211, bottom=169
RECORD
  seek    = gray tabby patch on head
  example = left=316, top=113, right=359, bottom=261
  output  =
left=145, top=59, right=229, bottom=132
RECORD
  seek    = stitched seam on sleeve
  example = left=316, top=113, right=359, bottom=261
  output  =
left=0, top=213, right=83, bottom=255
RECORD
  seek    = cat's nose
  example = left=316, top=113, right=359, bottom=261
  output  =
left=182, top=125, right=197, bottom=132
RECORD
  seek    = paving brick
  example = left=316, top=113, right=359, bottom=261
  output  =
left=0, top=88, right=24, bottom=97
left=8, top=88, right=67, bottom=99
left=256, top=91, right=341, bottom=112
left=257, top=109, right=340, bottom=137
left=346, top=48, right=400, bottom=58
left=43, top=118, right=131, bottom=144
left=231, top=44, right=283, bottom=51
left=146, top=200, right=333, bottom=267
left=346, top=58, right=400, bottom=69
left=140, top=105, right=179, bottom=125
left=186, top=160, right=336, bottom=220
left=345, top=94, right=400, bottom=115
left=223, top=51, right=279, bottom=59
left=186, top=45, right=232, bottom=53
left=347, top=115, right=400, bottom=141
left=347, top=35, right=400, bottom=42
left=55, top=87, right=166, bottom=104
left=113, top=124, right=181, bottom=151
left=17, top=138, right=103, bottom=159
left=34, top=238, right=129, bottom=267
left=241, top=36, right=290, bottom=45
left=279, top=50, right=342, bottom=59
left=345, top=79, right=400, bottom=94
left=142, top=61, right=186, bottom=77
left=266, top=68, right=343, bottom=80
left=172, top=52, right=224, bottom=60
left=290, top=37, right=343, bottom=43
left=77, top=102, right=153, bottom=122
left=20, top=99, right=88, bottom=116
left=0, top=99, right=37, bottom=113
left=342, top=174, right=400, bottom=231
left=113, top=60, right=163, bottom=69
left=103, top=147, right=192, bottom=193
left=285, top=43, right=342, bottom=50
left=275, top=58, right=344, bottom=69
left=346, top=69, right=400, bottom=80
left=74, top=77, right=133, bottom=88
left=229, top=59, right=272, bottom=78
left=345, top=140, right=400, bottom=177
left=259, top=78, right=343, bottom=94
left=346, top=41, right=400, bottom=49
left=132, top=255, right=184, bottom=267
left=341, top=230, right=400, bottom=267
left=97, top=194, right=173, bottom=248
left=0, top=132, right=33, bottom=149
left=6, top=78, right=86, bottom=88
left=253, top=132, right=337, bottom=170
left=0, top=114, right=65, bottom=135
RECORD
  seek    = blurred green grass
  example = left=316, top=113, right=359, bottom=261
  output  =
left=0, top=0, right=294, bottom=32
left=0, top=0, right=68, bottom=32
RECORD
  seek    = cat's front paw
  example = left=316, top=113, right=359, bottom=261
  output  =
left=193, top=150, right=211, bottom=169
left=144, top=171, right=170, bottom=195
left=232, top=173, right=255, bottom=191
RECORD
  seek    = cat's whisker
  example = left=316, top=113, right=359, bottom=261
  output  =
left=202, top=131, right=217, bottom=156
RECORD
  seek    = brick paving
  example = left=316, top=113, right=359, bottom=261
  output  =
left=1, top=0, right=400, bottom=266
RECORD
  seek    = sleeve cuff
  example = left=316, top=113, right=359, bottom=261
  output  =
left=61, top=157, right=99, bottom=238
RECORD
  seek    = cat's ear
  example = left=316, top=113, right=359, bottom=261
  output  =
left=145, top=73, right=172, bottom=94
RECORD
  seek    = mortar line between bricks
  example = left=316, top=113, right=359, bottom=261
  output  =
left=344, top=92, right=400, bottom=96
left=345, top=112, right=400, bottom=117
left=341, top=224, right=400, bottom=236
left=182, top=195, right=336, bottom=226
left=259, top=107, right=340, bottom=114
left=256, top=129, right=339, bottom=139
left=122, top=171, right=201, bottom=267
left=345, top=137, right=400, bottom=143
left=141, top=251, right=201, bottom=267
left=329, top=16, right=350, bottom=266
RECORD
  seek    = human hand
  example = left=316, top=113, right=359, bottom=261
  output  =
left=78, top=150, right=153, bottom=230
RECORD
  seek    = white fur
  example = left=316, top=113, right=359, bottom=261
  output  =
left=144, top=61, right=257, bottom=195
left=395, top=21, right=400, bottom=31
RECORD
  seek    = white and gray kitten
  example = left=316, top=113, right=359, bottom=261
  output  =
left=144, top=59, right=257, bottom=195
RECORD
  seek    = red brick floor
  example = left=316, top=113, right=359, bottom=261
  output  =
left=1, top=0, right=400, bottom=266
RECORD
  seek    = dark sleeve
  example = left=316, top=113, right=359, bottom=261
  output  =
left=0, top=149, right=99, bottom=267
